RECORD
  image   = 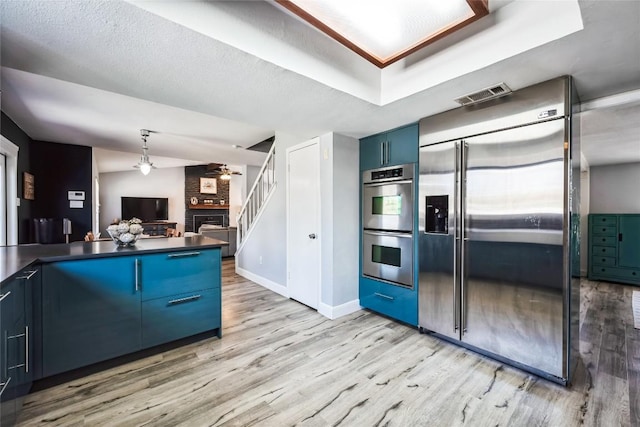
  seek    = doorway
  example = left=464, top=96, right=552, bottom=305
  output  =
left=286, top=138, right=320, bottom=309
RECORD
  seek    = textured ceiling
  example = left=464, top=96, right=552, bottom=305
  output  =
left=1, top=0, right=639, bottom=172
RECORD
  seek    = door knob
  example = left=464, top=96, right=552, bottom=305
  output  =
left=308, top=233, right=316, bottom=239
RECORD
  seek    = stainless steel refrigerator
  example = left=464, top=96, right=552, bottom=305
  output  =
left=418, top=77, right=580, bottom=384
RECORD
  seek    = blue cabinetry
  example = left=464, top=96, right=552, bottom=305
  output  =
left=1, top=268, right=37, bottom=426
left=142, top=288, right=220, bottom=348
left=589, top=214, right=640, bottom=285
left=139, top=250, right=220, bottom=300
left=359, top=123, right=419, bottom=325
left=1, top=281, right=17, bottom=426
left=360, top=123, right=419, bottom=170
left=42, top=257, right=141, bottom=377
left=140, top=249, right=221, bottom=347
left=359, top=277, right=417, bottom=325
left=41, top=248, right=222, bottom=378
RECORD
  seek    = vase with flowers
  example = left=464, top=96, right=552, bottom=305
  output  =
left=106, top=218, right=144, bottom=247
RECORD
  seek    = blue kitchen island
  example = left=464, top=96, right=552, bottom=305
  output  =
left=0, top=236, right=226, bottom=425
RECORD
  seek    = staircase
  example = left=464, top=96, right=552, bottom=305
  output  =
left=236, top=144, right=276, bottom=250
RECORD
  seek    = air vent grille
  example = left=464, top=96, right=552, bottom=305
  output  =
left=454, top=83, right=512, bottom=106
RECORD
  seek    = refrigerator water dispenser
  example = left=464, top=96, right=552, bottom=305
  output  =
left=425, top=195, right=448, bottom=234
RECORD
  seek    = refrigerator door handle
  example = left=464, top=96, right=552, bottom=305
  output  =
left=453, top=142, right=460, bottom=333
left=460, top=141, right=469, bottom=334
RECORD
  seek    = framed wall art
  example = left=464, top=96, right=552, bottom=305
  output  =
left=200, top=177, right=217, bottom=194
left=23, top=172, right=35, bottom=200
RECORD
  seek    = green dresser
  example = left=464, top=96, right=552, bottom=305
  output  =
left=588, top=214, right=640, bottom=285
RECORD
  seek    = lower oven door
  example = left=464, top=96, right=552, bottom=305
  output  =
left=362, top=230, right=414, bottom=288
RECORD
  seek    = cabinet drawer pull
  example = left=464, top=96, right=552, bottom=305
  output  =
left=374, top=292, right=394, bottom=301
left=7, top=332, right=25, bottom=340
left=8, top=363, right=25, bottom=370
left=135, top=259, right=141, bottom=292
left=619, top=233, right=623, bottom=242
left=15, top=270, right=38, bottom=280
left=25, top=326, right=29, bottom=374
left=167, top=294, right=201, bottom=305
left=0, top=377, right=11, bottom=398
left=167, top=252, right=201, bottom=258
left=0, top=291, right=10, bottom=302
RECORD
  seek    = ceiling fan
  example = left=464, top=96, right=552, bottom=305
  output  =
left=205, top=163, right=242, bottom=180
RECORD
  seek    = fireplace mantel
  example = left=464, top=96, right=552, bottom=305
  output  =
left=188, top=204, right=230, bottom=210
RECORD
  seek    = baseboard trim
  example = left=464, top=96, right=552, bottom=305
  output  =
left=235, top=266, right=289, bottom=298
left=318, top=299, right=362, bottom=320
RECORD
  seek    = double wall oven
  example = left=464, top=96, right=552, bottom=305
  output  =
left=362, top=163, right=415, bottom=288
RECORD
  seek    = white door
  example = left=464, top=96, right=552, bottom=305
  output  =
left=287, top=139, right=320, bottom=309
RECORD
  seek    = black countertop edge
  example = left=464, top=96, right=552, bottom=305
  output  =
left=1, top=236, right=229, bottom=285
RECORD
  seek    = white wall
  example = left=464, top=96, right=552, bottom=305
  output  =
left=244, top=165, right=260, bottom=199
left=235, top=132, right=303, bottom=288
left=227, top=164, right=259, bottom=228
left=236, top=131, right=360, bottom=318
left=228, top=171, right=243, bottom=227
left=590, top=162, right=640, bottom=213
left=580, top=169, right=590, bottom=276
left=98, top=167, right=186, bottom=234
left=319, top=133, right=359, bottom=309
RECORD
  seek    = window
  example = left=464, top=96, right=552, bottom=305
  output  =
left=0, top=136, right=19, bottom=246
left=0, top=152, right=6, bottom=245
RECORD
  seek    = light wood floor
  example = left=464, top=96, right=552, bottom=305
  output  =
left=17, top=259, right=640, bottom=426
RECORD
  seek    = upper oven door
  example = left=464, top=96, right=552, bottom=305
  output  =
left=363, top=180, right=413, bottom=232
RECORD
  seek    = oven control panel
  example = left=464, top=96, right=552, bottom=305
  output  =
left=363, top=163, right=414, bottom=184
left=371, top=167, right=403, bottom=180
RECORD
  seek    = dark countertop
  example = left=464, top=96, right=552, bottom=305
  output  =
left=1, top=236, right=228, bottom=284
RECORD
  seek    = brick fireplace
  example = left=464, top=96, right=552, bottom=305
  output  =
left=184, top=165, right=230, bottom=232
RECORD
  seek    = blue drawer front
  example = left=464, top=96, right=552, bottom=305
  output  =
left=140, top=249, right=221, bottom=301
left=142, top=288, right=221, bottom=348
left=360, top=277, right=417, bottom=325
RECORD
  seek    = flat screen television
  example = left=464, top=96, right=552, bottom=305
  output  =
left=121, top=197, right=169, bottom=222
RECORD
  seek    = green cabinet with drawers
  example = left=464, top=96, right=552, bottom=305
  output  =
left=588, top=214, right=640, bottom=285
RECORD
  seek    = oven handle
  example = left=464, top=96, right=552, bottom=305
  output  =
left=363, top=179, right=413, bottom=187
left=362, top=230, right=413, bottom=238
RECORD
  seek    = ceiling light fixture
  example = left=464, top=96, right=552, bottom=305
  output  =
left=219, top=165, right=232, bottom=181
left=134, top=129, right=156, bottom=175
left=275, top=0, right=489, bottom=68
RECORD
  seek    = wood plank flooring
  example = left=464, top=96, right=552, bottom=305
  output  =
left=17, top=259, right=640, bottom=426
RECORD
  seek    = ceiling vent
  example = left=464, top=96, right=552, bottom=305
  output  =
left=454, top=83, right=512, bottom=106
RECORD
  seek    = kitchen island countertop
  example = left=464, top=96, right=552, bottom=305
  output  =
left=0, top=236, right=228, bottom=284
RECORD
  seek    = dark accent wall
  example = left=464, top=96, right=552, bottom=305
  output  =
left=1, top=112, right=34, bottom=243
left=184, top=165, right=229, bottom=232
left=30, top=140, right=93, bottom=243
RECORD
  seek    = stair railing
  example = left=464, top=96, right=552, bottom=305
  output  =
left=236, top=144, right=276, bottom=249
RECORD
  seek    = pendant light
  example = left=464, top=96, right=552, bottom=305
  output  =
left=134, top=129, right=155, bottom=175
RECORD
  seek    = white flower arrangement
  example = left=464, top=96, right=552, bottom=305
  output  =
left=106, top=218, right=144, bottom=247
